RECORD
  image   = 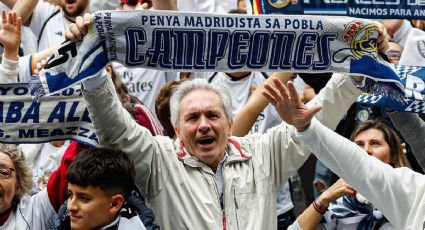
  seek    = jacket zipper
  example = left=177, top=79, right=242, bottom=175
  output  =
left=234, top=187, right=240, bottom=230
left=221, top=169, right=226, bottom=230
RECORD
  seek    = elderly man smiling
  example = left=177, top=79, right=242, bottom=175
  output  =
left=67, top=14, right=388, bottom=230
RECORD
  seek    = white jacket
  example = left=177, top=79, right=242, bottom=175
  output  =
left=82, top=74, right=360, bottom=230
left=297, top=118, right=425, bottom=229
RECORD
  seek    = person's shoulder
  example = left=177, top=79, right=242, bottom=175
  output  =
left=34, top=1, right=62, bottom=17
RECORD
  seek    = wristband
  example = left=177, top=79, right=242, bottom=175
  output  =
left=312, top=199, right=328, bottom=215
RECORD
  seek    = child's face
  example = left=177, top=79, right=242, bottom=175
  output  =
left=67, top=183, right=118, bottom=230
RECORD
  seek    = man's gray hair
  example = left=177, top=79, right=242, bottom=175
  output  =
left=170, top=78, right=233, bottom=126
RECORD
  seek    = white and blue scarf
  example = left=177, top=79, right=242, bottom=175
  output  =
left=0, top=83, right=98, bottom=146
left=324, top=195, right=390, bottom=230
left=30, top=10, right=425, bottom=113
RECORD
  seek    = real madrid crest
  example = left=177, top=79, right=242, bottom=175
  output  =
left=343, top=21, right=379, bottom=60
left=417, top=40, right=425, bottom=59
left=267, top=0, right=290, bottom=9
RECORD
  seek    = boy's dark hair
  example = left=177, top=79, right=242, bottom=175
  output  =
left=67, top=148, right=136, bottom=197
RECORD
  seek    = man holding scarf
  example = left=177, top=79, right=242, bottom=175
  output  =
left=64, top=14, right=388, bottom=230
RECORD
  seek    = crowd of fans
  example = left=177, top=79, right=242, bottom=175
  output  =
left=0, top=0, right=424, bottom=229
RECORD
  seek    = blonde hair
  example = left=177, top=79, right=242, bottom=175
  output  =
left=0, top=144, right=33, bottom=198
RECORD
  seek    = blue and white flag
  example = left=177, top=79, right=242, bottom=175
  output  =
left=30, top=10, right=425, bottom=113
left=251, top=0, right=425, bottom=19
left=356, top=65, right=425, bottom=113
left=323, top=195, right=388, bottom=230
left=0, top=84, right=98, bottom=146
left=355, top=28, right=425, bottom=113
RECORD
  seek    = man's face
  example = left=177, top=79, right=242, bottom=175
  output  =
left=175, top=89, right=232, bottom=170
left=67, top=184, right=118, bottom=230
left=61, top=0, right=89, bottom=18
left=0, top=152, right=17, bottom=213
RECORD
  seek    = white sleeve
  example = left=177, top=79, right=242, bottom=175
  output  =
left=19, top=190, right=56, bottom=229
left=0, top=55, right=18, bottom=83
left=28, top=2, right=58, bottom=39
left=17, top=54, right=33, bottom=83
left=393, top=20, right=412, bottom=48
left=306, top=73, right=361, bottom=131
left=287, top=220, right=302, bottom=230
left=81, top=69, right=107, bottom=91
left=399, top=28, right=425, bottom=67
left=296, top=118, right=425, bottom=229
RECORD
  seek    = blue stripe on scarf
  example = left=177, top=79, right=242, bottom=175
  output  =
left=329, top=196, right=387, bottom=230
left=46, top=42, right=109, bottom=93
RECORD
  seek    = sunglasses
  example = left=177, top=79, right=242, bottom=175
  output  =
left=121, top=0, right=146, bottom=4
left=386, top=50, right=402, bottom=61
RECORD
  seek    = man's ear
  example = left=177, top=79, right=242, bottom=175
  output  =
left=105, top=64, right=113, bottom=74
left=122, top=94, right=131, bottom=104
left=109, top=194, right=125, bottom=214
left=174, top=126, right=181, bottom=139
left=228, top=120, right=233, bottom=137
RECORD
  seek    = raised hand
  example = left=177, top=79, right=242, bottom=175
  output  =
left=318, top=179, right=356, bottom=207
left=65, top=13, right=92, bottom=42
left=135, top=2, right=151, bottom=10
left=0, top=10, right=22, bottom=61
left=33, top=59, right=48, bottom=75
left=262, top=77, right=321, bottom=132
left=376, top=22, right=389, bottom=53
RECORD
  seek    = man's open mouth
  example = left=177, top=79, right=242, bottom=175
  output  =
left=197, top=136, right=215, bottom=145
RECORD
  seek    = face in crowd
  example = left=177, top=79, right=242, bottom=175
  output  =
left=353, top=128, right=393, bottom=164
left=0, top=151, right=17, bottom=213
left=120, top=0, right=153, bottom=10
left=174, top=89, right=232, bottom=171
left=67, top=184, right=121, bottom=230
left=411, top=19, right=425, bottom=31
left=350, top=120, right=410, bottom=168
left=0, top=145, right=32, bottom=214
left=65, top=148, right=134, bottom=230
left=61, top=0, right=89, bottom=18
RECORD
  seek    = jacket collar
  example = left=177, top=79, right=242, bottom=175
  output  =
left=176, top=137, right=251, bottom=168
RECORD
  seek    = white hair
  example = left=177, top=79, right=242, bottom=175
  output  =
left=170, top=78, right=233, bottom=126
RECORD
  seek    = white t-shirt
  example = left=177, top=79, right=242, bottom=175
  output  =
left=90, top=0, right=120, bottom=12
left=209, top=72, right=282, bottom=134
left=1, top=190, right=55, bottom=230
left=111, top=62, right=179, bottom=117
left=29, top=2, right=68, bottom=51
left=20, top=142, right=70, bottom=194
left=178, top=0, right=237, bottom=13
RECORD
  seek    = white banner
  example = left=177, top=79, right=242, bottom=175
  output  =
left=0, top=84, right=98, bottom=146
